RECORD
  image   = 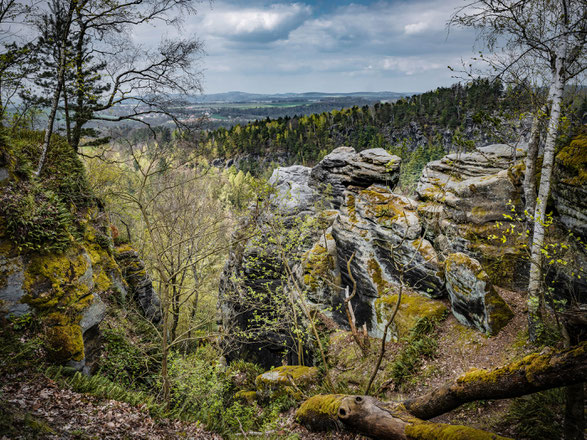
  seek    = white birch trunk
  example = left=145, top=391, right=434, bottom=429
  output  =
left=527, top=38, right=568, bottom=341
left=523, top=111, right=542, bottom=220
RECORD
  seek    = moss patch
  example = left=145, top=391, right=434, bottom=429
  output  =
left=376, top=292, right=447, bottom=338
left=406, top=422, right=512, bottom=439
left=295, top=394, right=345, bottom=431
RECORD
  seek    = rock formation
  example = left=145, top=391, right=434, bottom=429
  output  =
left=219, top=145, right=530, bottom=367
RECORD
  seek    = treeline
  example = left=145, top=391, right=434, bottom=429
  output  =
left=199, top=79, right=529, bottom=168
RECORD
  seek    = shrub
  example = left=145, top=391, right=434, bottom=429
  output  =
left=0, top=180, right=75, bottom=253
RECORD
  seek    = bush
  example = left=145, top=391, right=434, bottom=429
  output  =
left=501, top=388, right=565, bottom=439
left=0, top=180, right=75, bottom=253
left=166, top=347, right=296, bottom=435
left=99, top=325, right=160, bottom=391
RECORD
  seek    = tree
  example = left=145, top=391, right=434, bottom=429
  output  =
left=30, top=0, right=204, bottom=171
left=451, top=0, right=586, bottom=341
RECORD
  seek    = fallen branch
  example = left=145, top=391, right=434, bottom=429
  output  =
left=297, top=394, right=511, bottom=439
left=296, top=342, right=587, bottom=439
left=404, top=341, right=587, bottom=420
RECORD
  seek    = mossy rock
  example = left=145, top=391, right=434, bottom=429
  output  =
left=44, top=320, right=84, bottom=362
left=375, top=292, right=447, bottom=338
left=256, top=365, right=319, bottom=399
left=234, top=390, right=258, bottom=404
left=445, top=252, right=513, bottom=336
left=295, top=394, right=345, bottom=431
left=23, top=247, right=94, bottom=311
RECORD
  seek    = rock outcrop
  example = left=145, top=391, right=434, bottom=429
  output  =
left=309, top=147, right=400, bottom=207
left=114, top=245, right=162, bottom=324
left=219, top=144, right=536, bottom=367
left=416, top=144, right=527, bottom=287
left=444, top=253, right=513, bottom=335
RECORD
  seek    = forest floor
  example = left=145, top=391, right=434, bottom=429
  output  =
left=0, top=371, right=221, bottom=440
left=0, top=370, right=366, bottom=439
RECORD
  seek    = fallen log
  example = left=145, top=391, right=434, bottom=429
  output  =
left=296, top=394, right=512, bottom=439
left=404, top=341, right=587, bottom=420
left=296, top=343, right=587, bottom=439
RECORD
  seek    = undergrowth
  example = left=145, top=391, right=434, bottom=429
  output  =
left=385, top=315, right=444, bottom=391
left=500, top=388, right=565, bottom=440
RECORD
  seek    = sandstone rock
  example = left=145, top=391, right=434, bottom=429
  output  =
left=374, top=292, right=447, bottom=339
left=416, top=144, right=527, bottom=288
left=0, top=252, right=29, bottom=316
left=114, top=245, right=162, bottom=323
left=256, top=365, right=319, bottom=399
left=323, top=185, right=445, bottom=336
left=553, top=133, right=587, bottom=239
left=268, top=165, right=317, bottom=216
left=444, top=252, right=513, bottom=335
left=309, top=147, right=401, bottom=207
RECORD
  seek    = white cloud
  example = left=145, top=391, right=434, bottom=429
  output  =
left=201, top=3, right=311, bottom=42
left=404, top=22, right=429, bottom=35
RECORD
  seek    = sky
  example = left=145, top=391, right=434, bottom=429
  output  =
left=133, top=0, right=480, bottom=95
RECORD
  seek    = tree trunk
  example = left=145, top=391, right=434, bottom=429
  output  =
left=527, top=39, right=567, bottom=341
left=522, top=110, right=542, bottom=220
left=298, top=344, right=586, bottom=438
left=36, top=0, right=76, bottom=176
left=297, top=395, right=512, bottom=440
left=404, top=341, right=586, bottom=420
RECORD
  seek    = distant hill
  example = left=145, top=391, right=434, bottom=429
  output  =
left=187, top=91, right=412, bottom=104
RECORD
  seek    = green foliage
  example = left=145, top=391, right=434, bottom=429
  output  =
left=0, top=321, right=44, bottom=375
left=0, top=180, right=75, bottom=253
left=165, top=346, right=296, bottom=435
left=9, top=130, right=92, bottom=206
left=45, top=366, right=169, bottom=418
left=501, top=388, right=565, bottom=439
left=387, top=142, right=445, bottom=191
left=98, top=307, right=161, bottom=391
left=201, top=79, right=529, bottom=173
left=386, top=316, right=443, bottom=390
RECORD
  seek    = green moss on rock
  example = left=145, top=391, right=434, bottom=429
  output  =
left=375, top=292, right=447, bottom=338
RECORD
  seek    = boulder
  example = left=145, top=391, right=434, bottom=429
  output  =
left=256, top=365, right=319, bottom=399
left=268, top=165, right=317, bottom=216
left=444, top=253, right=513, bottom=335
left=309, top=147, right=401, bottom=207
left=0, top=251, right=29, bottom=316
left=323, top=185, right=445, bottom=336
left=416, top=144, right=527, bottom=288
left=374, top=292, right=448, bottom=339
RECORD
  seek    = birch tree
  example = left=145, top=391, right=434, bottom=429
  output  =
left=451, top=0, right=586, bottom=341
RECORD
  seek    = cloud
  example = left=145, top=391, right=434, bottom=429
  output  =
left=190, top=0, right=479, bottom=93
left=201, top=3, right=312, bottom=43
left=381, top=56, right=443, bottom=75
left=404, top=22, right=428, bottom=35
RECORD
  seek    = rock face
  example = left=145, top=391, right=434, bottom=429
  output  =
left=0, top=252, right=29, bottom=316
left=553, top=132, right=587, bottom=239
left=309, top=147, right=400, bottom=207
left=330, top=185, right=446, bottom=336
left=0, top=215, right=161, bottom=373
left=416, top=144, right=527, bottom=288
left=268, top=165, right=318, bottom=216
left=114, top=245, right=162, bottom=324
left=444, top=253, right=513, bottom=335
left=219, top=144, right=531, bottom=367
